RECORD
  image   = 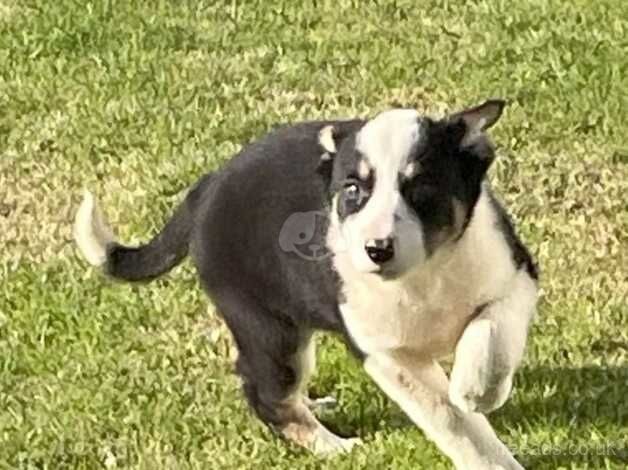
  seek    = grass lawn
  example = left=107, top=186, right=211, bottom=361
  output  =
left=1, top=0, right=627, bottom=468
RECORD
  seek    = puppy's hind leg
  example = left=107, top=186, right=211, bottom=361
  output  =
left=296, top=336, right=338, bottom=413
left=217, top=295, right=360, bottom=456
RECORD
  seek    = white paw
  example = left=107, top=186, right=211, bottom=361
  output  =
left=449, top=368, right=513, bottom=414
left=305, top=395, right=338, bottom=412
left=312, top=430, right=363, bottom=456
left=490, top=457, right=525, bottom=470
left=458, top=453, right=525, bottom=470
left=468, top=463, right=524, bottom=470
left=339, top=436, right=363, bottom=452
left=450, top=319, right=514, bottom=414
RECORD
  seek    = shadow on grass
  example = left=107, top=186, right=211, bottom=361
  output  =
left=322, top=365, right=628, bottom=467
left=493, top=365, right=627, bottom=468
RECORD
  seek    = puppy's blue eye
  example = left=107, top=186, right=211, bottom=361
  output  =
left=344, top=183, right=360, bottom=200
left=337, top=181, right=370, bottom=219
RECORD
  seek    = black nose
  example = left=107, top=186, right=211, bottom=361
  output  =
left=365, top=238, right=395, bottom=264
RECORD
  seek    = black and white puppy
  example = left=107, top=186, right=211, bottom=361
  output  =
left=74, top=100, right=538, bottom=470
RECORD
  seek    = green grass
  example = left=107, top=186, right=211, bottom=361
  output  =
left=1, top=0, right=627, bottom=468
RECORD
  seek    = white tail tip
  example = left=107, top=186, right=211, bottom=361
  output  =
left=73, top=190, right=115, bottom=267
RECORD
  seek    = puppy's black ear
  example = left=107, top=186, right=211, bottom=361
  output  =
left=450, top=99, right=506, bottom=148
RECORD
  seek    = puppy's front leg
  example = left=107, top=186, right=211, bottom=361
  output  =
left=449, top=272, right=538, bottom=414
left=365, top=352, right=523, bottom=470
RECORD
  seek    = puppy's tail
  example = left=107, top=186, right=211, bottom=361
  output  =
left=73, top=175, right=211, bottom=282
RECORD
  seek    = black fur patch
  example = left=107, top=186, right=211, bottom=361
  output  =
left=487, top=190, right=539, bottom=280
left=398, top=117, right=494, bottom=254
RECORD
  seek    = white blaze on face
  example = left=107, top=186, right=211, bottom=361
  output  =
left=338, top=109, right=427, bottom=275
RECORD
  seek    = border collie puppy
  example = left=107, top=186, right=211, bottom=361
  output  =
left=75, top=100, right=538, bottom=470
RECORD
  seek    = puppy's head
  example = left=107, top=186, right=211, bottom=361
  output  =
left=322, top=100, right=505, bottom=278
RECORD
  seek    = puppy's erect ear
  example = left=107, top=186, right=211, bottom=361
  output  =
left=457, top=99, right=505, bottom=132
left=451, top=99, right=506, bottom=147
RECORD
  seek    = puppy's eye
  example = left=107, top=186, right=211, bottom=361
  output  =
left=337, top=180, right=370, bottom=218
left=344, top=183, right=360, bottom=200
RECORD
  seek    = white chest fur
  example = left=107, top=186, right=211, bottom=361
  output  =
left=333, top=191, right=519, bottom=358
